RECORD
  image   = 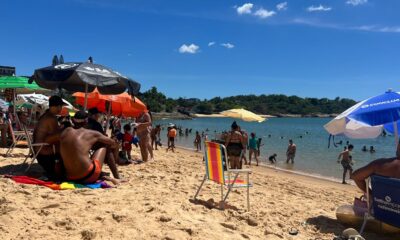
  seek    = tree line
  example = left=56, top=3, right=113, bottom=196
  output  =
left=138, top=86, right=356, bottom=115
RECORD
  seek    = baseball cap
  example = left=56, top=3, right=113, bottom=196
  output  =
left=73, top=110, right=88, bottom=122
left=49, top=96, right=67, bottom=107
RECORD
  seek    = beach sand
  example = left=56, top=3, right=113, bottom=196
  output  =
left=0, top=146, right=398, bottom=240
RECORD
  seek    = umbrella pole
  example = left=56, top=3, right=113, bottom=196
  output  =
left=394, top=121, right=399, bottom=147
left=84, top=83, right=88, bottom=110
left=13, top=89, right=16, bottom=117
left=105, top=101, right=111, bottom=134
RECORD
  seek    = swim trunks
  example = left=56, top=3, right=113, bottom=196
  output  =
left=68, top=159, right=101, bottom=184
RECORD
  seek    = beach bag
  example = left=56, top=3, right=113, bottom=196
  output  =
left=353, top=195, right=368, bottom=216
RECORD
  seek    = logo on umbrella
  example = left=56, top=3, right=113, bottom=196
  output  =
left=385, top=195, right=392, bottom=203
left=55, top=63, right=78, bottom=69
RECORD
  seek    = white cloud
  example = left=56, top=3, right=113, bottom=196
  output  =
left=276, top=2, right=288, bottom=11
left=208, top=42, right=215, bottom=47
left=221, top=43, right=235, bottom=49
left=179, top=44, right=199, bottom=54
left=236, top=3, right=253, bottom=15
left=254, top=8, right=276, bottom=18
left=346, top=0, right=367, bottom=6
left=307, top=5, right=332, bottom=12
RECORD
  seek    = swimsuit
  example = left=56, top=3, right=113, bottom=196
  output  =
left=227, top=142, right=243, bottom=157
left=67, top=159, right=101, bottom=184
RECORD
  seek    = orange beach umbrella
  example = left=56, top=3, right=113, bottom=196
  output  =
left=73, top=88, right=147, bottom=117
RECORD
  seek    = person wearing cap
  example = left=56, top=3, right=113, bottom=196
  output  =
left=136, top=111, right=153, bottom=161
left=87, top=107, right=105, bottom=135
left=33, top=95, right=66, bottom=179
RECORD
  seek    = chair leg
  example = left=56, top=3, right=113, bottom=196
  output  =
left=247, top=172, right=250, bottom=211
left=194, top=175, right=207, bottom=200
left=25, top=146, right=43, bottom=173
left=220, top=184, right=224, bottom=210
left=223, top=172, right=239, bottom=202
left=359, top=213, right=368, bottom=235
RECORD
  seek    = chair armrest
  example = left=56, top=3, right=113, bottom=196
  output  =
left=31, top=143, right=50, bottom=147
left=227, top=169, right=252, bottom=173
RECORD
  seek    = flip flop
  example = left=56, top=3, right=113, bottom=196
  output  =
left=288, top=227, right=298, bottom=235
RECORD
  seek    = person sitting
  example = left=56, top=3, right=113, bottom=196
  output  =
left=32, top=96, right=66, bottom=180
left=0, top=109, right=9, bottom=147
left=60, top=126, right=121, bottom=184
left=369, top=146, right=376, bottom=153
left=87, top=107, right=105, bottom=135
left=351, top=144, right=400, bottom=193
left=268, top=153, right=277, bottom=164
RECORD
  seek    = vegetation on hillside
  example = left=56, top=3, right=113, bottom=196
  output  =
left=138, top=87, right=357, bottom=115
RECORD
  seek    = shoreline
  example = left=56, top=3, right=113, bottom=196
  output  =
left=193, top=113, right=337, bottom=118
left=176, top=145, right=352, bottom=186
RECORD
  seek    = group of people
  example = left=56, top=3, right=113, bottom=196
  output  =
left=30, top=95, right=155, bottom=184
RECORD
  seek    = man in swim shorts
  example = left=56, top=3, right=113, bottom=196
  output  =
left=60, top=126, right=121, bottom=184
left=33, top=96, right=66, bottom=180
left=286, top=139, right=296, bottom=164
left=338, top=144, right=354, bottom=184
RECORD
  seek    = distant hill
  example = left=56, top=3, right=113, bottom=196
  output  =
left=138, top=87, right=356, bottom=116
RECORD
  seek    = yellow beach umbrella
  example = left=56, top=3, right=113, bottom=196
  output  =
left=220, top=108, right=266, bottom=123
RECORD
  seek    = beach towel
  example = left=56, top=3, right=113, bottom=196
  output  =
left=8, top=175, right=112, bottom=190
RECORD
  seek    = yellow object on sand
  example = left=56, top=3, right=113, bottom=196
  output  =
left=336, top=205, right=400, bottom=234
left=60, top=182, right=76, bottom=190
left=220, top=108, right=266, bottom=122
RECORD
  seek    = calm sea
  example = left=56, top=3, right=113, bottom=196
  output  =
left=154, top=117, right=396, bottom=181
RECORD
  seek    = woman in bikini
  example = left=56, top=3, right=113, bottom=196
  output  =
left=225, top=121, right=246, bottom=169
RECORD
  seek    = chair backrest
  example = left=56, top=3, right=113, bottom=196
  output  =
left=371, top=175, right=400, bottom=228
left=204, top=141, right=227, bottom=185
left=7, top=119, right=17, bottom=143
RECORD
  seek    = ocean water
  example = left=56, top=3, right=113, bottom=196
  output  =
left=154, top=117, right=396, bottom=180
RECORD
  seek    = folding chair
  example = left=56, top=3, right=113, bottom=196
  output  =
left=360, top=175, right=400, bottom=234
left=193, top=141, right=252, bottom=211
left=19, top=123, right=49, bottom=172
left=5, top=119, right=28, bottom=156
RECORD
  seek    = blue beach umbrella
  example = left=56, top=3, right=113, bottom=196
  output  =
left=324, top=90, right=400, bottom=139
left=348, top=90, right=400, bottom=144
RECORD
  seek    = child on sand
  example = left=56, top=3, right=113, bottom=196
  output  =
left=122, top=124, right=133, bottom=161
left=268, top=153, right=277, bottom=164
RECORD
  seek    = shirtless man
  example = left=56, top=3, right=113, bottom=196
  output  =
left=136, top=111, right=153, bottom=161
left=286, top=139, right=297, bottom=164
left=338, top=144, right=354, bottom=184
left=33, top=96, right=66, bottom=179
left=351, top=144, right=400, bottom=192
left=60, top=127, right=121, bottom=184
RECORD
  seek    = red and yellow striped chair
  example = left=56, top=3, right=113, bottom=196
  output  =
left=193, top=141, right=252, bottom=211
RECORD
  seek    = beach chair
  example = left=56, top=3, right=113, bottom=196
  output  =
left=193, top=141, right=252, bottom=211
left=360, top=175, right=400, bottom=234
left=5, top=119, right=28, bottom=156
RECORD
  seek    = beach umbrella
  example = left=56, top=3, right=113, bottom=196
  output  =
left=0, top=98, right=9, bottom=112
left=220, top=108, right=266, bottom=123
left=30, top=62, right=141, bottom=95
left=324, top=100, right=385, bottom=139
left=0, top=76, right=45, bottom=93
left=15, top=93, right=75, bottom=113
left=325, top=90, right=400, bottom=144
left=73, top=88, right=147, bottom=117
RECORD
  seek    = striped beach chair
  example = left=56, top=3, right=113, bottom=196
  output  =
left=193, top=141, right=252, bottom=211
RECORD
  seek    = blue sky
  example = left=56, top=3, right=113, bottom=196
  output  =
left=2, top=0, right=400, bottom=100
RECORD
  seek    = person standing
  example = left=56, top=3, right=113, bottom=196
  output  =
left=166, top=124, right=177, bottom=152
left=194, top=131, right=201, bottom=151
left=248, top=133, right=259, bottom=166
left=338, top=144, right=354, bottom=184
left=150, top=124, right=161, bottom=150
left=286, top=139, right=296, bottom=164
left=225, top=121, right=246, bottom=169
left=136, top=111, right=153, bottom=161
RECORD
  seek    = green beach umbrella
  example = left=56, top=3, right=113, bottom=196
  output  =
left=0, top=76, right=43, bottom=90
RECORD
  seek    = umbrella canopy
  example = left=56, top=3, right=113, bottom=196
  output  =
left=16, top=93, right=74, bottom=110
left=73, top=89, right=147, bottom=117
left=31, top=62, right=141, bottom=95
left=0, top=76, right=45, bottom=93
left=220, top=108, right=266, bottom=122
left=324, top=100, right=385, bottom=139
left=0, top=98, right=9, bottom=112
